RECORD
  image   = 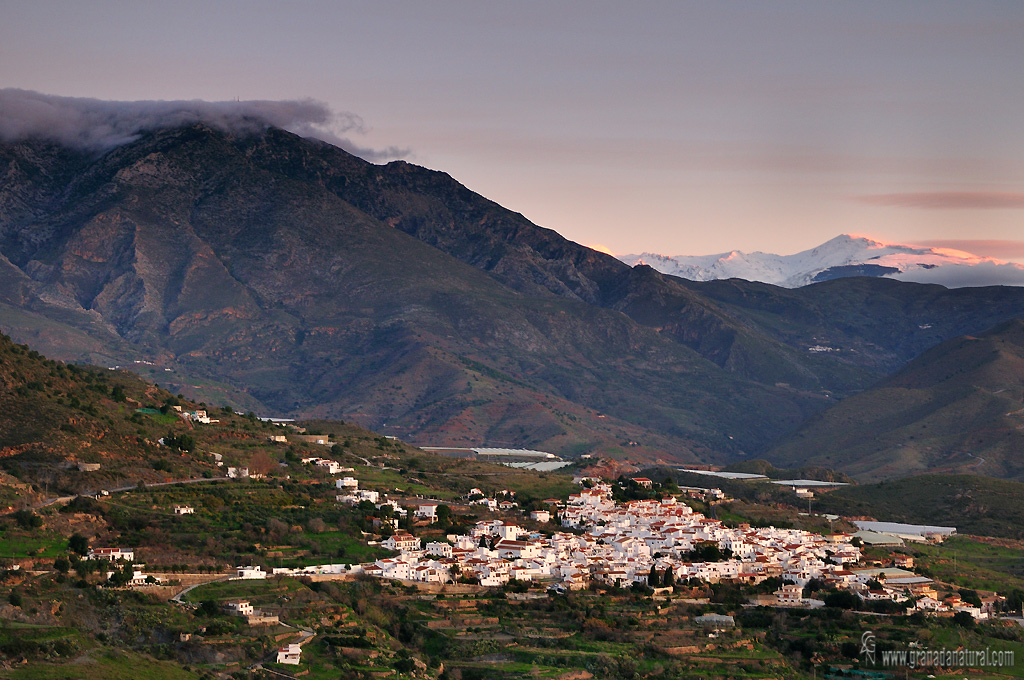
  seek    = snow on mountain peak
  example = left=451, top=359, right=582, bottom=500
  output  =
left=619, top=234, right=1024, bottom=289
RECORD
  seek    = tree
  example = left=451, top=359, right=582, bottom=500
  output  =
left=163, top=431, right=195, bottom=452
left=53, top=557, right=70, bottom=574
left=107, top=562, right=133, bottom=587
left=110, top=385, right=127, bottom=402
left=249, top=450, right=274, bottom=477
left=823, top=589, right=859, bottom=610
left=13, top=509, right=42, bottom=529
left=958, top=588, right=983, bottom=608
left=663, top=565, right=674, bottom=587
left=69, top=533, right=89, bottom=556
left=647, top=567, right=660, bottom=587
left=953, top=610, right=975, bottom=628
left=436, top=504, right=452, bottom=527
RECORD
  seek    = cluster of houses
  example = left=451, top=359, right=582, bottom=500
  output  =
left=466, top=487, right=519, bottom=512
left=342, top=480, right=994, bottom=619
left=83, top=547, right=170, bottom=587
left=335, top=477, right=403, bottom=518
left=83, top=474, right=994, bottom=624
left=351, top=481, right=866, bottom=590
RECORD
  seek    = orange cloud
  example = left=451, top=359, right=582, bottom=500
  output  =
left=855, top=191, right=1024, bottom=209
left=915, top=239, right=1024, bottom=260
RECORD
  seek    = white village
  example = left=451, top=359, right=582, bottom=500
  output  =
left=272, top=473, right=993, bottom=622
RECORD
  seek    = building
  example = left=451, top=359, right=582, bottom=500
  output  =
left=382, top=532, right=421, bottom=552
left=173, top=505, right=195, bottom=515
left=224, top=600, right=255, bottom=617
left=77, top=462, right=101, bottom=472
left=235, top=565, right=267, bottom=580
left=892, top=554, right=915, bottom=569
left=776, top=583, right=804, bottom=606
left=415, top=503, right=439, bottom=520
left=294, top=434, right=332, bottom=446
left=694, top=614, right=735, bottom=629
left=530, top=510, right=551, bottom=523
left=276, top=643, right=302, bottom=665
left=87, top=547, right=134, bottom=562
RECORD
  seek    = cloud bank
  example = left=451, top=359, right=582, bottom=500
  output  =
left=889, top=262, right=1024, bottom=288
left=0, top=89, right=408, bottom=161
left=855, top=191, right=1024, bottom=210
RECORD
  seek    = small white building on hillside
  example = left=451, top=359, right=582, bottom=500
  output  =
left=236, top=565, right=267, bottom=580
left=277, top=643, right=302, bottom=665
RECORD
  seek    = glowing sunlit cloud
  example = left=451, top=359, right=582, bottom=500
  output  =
left=914, top=240, right=1024, bottom=262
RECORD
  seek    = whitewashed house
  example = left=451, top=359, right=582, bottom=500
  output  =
left=277, top=643, right=302, bottom=665
left=88, top=547, right=134, bottom=562
left=236, top=565, right=267, bottom=580
left=382, top=532, right=421, bottom=552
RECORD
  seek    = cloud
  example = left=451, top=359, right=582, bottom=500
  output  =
left=912, top=239, right=1024, bottom=261
left=888, top=261, right=1024, bottom=288
left=854, top=191, right=1024, bottom=210
left=0, top=89, right=409, bottom=161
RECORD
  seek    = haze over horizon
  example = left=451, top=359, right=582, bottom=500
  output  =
left=2, top=2, right=1022, bottom=261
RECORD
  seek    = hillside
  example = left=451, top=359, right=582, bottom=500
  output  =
left=767, top=318, right=1024, bottom=480
left=817, top=474, right=1024, bottom=540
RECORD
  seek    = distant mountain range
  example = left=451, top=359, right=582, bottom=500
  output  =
left=4, top=121, right=1024, bottom=479
left=621, top=234, right=1024, bottom=288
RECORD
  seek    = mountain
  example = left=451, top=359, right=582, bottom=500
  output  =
left=621, top=234, right=1024, bottom=289
left=767, top=318, right=1024, bottom=481
left=5, top=122, right=1024, bottom=471
left=0, top=125, right=836, bottom=463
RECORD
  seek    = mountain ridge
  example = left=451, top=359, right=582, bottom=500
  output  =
left=621, top=234, right=1024, bottom=289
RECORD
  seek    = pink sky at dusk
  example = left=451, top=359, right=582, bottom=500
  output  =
left=1, top=2, right=1022, bottom=261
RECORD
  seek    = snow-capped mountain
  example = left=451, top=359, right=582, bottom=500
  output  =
left=619, top=235, right=1024, bottom=288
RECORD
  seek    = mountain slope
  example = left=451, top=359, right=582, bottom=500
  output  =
left=679, top=276, right=1024, bottom=382
left=231, top=131, right=847, bottom=395
left=0, top=125, right=829, bottom=461
left=621, top=234, right=1024, bottom=288
left=767, top=318, right=1024, bottom=480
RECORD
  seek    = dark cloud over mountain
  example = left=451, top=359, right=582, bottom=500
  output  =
left=0, top=89, right=408, bottom=161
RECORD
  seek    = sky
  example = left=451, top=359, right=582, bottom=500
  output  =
left=2, top=1, right=1022, bottom=260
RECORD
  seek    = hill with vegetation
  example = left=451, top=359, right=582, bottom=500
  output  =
left=767, top=318, right=1024, bottom=480
left=816, top=473, right=1024, bottom=540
